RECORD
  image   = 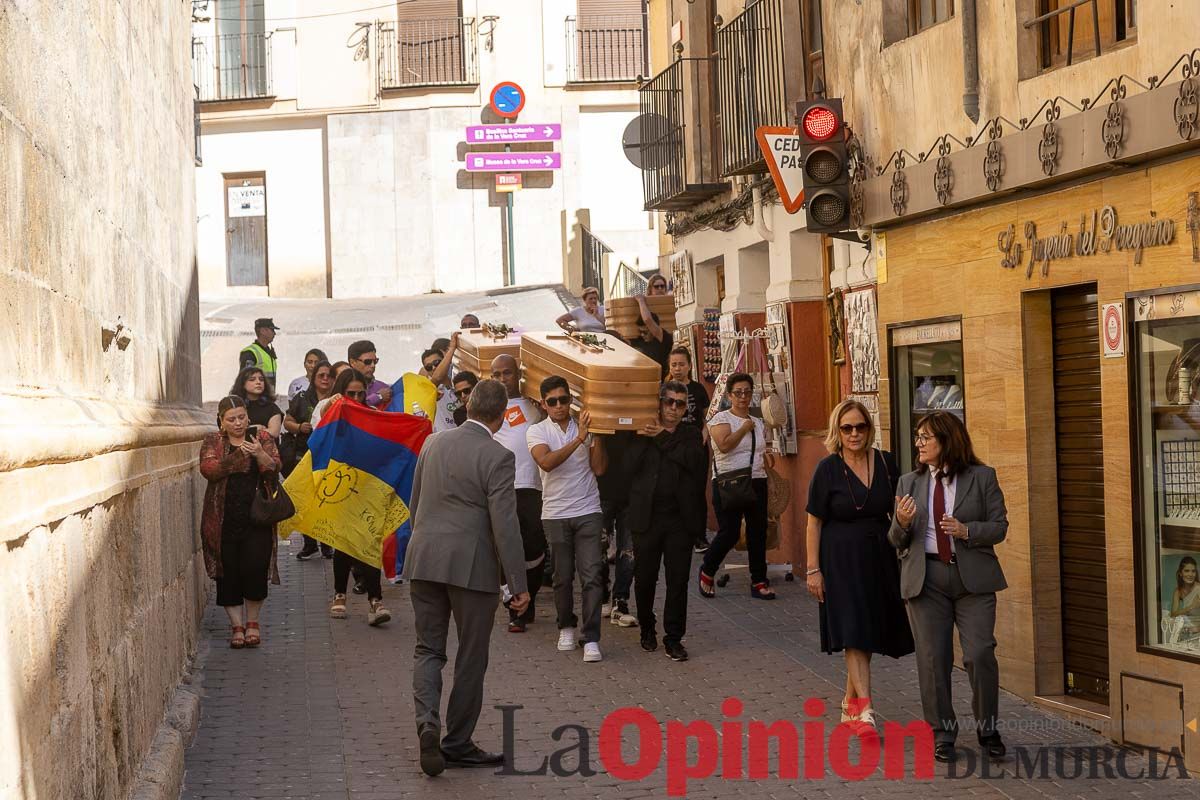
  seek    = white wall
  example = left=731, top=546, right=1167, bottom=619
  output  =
left=196, top=121, right=328, bottom=298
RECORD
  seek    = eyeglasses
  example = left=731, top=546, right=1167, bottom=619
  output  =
left=662, top=398, right=688, bottom=409
left=544, top=395, right=571, bottom=407
left=455, top=387, right=473, bottom=398
left=346, top=391, right=367, bottom=400
left=839, top=422, right=870, bottom=434
left=358, top=358, right=379, bottom=366
left=423, top=359, right=442, bottom=372
left=730, top=389, right=753, bottom=398
left=914, top=433, right=936, bottom=445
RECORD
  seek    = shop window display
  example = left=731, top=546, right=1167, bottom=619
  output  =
left=1133, top=295, right=1200, bottom=657
left=890, top=321, right=965, bottom=473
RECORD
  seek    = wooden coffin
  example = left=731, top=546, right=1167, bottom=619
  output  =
left=520, top=332, right=660, bottom=433
left=453, top=327, right=522, bottom=377
left=604, top=294, right=677, bottom=341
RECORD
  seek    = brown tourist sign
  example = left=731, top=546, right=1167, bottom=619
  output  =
left=998, top=204, right=1178, bottom=277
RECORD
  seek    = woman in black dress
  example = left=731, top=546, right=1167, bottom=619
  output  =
left=230, top=366, right=283, bottom=439
left=805, top=399, right=913, bottom=727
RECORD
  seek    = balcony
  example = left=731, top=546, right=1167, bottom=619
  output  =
left=565, top=14, right=648, bottom=84
left=715, top=0, right=790, bottom=176
left=378, top=17, right=479, bottom=90
left=192, top=33, right=273, bottom=103
left=637, top=58, right=726, bottom=211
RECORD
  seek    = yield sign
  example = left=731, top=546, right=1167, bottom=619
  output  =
left=755, top=126, right=806, bottom=214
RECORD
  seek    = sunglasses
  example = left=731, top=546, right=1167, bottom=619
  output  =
left=544, top=395, right=571, bottom=407
left=455, top=387, right=473, bottom=398
left=423, top=359, right=442, bottom=372
left=730, top=389, right=753, bottom=398
left=840, top=422, right=870, bottom=434
left=662, top=398, right=688, bottom=409
left=346, top=391, right=366, bottom=400
left=357, top=358, right=379, bottom=366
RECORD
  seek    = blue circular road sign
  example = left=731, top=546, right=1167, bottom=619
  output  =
left=489, top=82, right=525, bottom=118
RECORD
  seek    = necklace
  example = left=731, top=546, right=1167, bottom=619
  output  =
left=841, top=451, right=875, bottom=511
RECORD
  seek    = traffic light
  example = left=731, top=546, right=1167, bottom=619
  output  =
left=796, top=98, right=851, bottom=234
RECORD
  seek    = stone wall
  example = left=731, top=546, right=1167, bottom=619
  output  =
left=0, top=2, right=211, bottom=799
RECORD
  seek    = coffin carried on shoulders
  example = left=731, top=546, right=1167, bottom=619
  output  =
left=453, top=326, right=522, bottom=376
left=604, top=295, right=676, bottom=341
left=520, top=331, right=660, bottom=433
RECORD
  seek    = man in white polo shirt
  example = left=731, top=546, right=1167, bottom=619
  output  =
left=490, top=354, right=547, bottom=633
left=527, top=375, right=608, bottom=662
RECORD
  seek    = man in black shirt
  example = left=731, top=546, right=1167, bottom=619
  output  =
left=667, top=346, right=713, bottom=553
left=451, top=371, right=478, bottom=426
left=632, top=311, right=672, bottom=379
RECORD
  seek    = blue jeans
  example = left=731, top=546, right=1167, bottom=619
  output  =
left=602, top=499, right=634, bottom=603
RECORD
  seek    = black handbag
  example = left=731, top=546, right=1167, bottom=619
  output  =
left=251, top=468, right=296, bottom=525
left=714, top=424, right=757, bottom=512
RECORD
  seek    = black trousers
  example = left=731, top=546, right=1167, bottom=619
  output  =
left=633, top=515, right=693, bottom=645
left=701, top=478, right=769, bottom=584
left=333, top=550, right=382, bottom=601
left=511, top=489, right=547, bottom=622
left=215, top=526, right=273, bottom=606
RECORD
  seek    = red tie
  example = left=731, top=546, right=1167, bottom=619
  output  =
left=933, top=471, right=953, bottom=563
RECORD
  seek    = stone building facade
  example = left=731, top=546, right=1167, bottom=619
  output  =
left=0, top=2, right=210, bottom=798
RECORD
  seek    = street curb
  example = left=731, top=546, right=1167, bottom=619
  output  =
left=127, top=648, right=206, bottom=800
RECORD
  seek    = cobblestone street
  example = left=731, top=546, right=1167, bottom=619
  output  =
left=181, top=535, right=1199, bottom=800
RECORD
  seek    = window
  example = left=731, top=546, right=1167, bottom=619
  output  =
left=212, top=0, right=269, bottom=99
left=802, top=0, right=825, bottom=94
left=1033, top=0, right=1136, bottom=71
left=1133, top=291, right=1200, bottom=659
left=908, top=0, right=954, bottom=35
left=889, top=320, right=965, bottom=474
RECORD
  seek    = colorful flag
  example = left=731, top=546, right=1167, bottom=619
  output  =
left=282, top=399, right=431, bottom=578
left=385, top=373, right=439, bottom=420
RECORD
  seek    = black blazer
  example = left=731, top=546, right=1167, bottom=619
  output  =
left=624, top=425, right=706, bottom=536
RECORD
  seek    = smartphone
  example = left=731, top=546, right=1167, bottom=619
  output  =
left=246, top=424, right=261, bottom=439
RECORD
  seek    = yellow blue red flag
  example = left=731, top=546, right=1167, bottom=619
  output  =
left=385, top=373, right=439, bottom=420
left=282, top=399, right=431, bottom=577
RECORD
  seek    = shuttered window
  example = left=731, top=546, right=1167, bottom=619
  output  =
left=394, top=0, right=465, bottom=85
left=570, top=0, right=647, bottom=83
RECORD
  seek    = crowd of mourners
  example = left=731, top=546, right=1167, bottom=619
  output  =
left=199, top=275, right=1012, bottom=765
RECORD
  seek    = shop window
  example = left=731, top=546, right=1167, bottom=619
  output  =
left=1029, top=0, right=1136, bottom=73
left=889, top=319, right=965, bottom=473
left=1133, top=292, right=1200, bottom=659
left=883, top=0, right=954, bottom=46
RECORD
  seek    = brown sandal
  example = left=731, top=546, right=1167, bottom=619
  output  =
left=244, top=621, right=261, bottom=647
left=230, top=625, right=246, bottom=649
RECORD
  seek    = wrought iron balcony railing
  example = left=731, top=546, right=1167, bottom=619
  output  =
left=192, top=33, right=273, bottom=102
left=378, top=17, right=478, bottom=90
left=580, top=226, right=613, bottom=300
left=715, top=0, right=789, bottom=176
left=637, top=58, right=726, bottom=211
left=566, top=14, right=648, bottom=84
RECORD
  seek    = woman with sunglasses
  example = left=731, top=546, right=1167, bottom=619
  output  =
left=805, top=400, right=913, bottom=728
left=699, top=373, right=775, bottom=600
left=321, top=369, right=392, bottom=626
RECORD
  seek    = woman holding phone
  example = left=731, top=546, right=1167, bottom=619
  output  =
left=200, top=395, right=283, bottom=648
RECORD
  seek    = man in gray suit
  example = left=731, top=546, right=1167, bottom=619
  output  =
left=890, top=411, right=1008, bottom=764
left=403, top=379, right=530, bottom=777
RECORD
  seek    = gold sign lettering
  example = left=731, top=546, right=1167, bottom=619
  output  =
left=998, top=204, right=1177, bottom=274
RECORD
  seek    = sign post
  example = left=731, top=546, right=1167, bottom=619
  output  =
left=489, top=82, right=526, bottom=286
left=754, top=126, right=806, bottom=214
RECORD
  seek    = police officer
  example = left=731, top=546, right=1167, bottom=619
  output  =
left=240, top=318, right=280, bottom=387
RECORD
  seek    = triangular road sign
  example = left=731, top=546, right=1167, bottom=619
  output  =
left=755, top=126, right=806, bottom=214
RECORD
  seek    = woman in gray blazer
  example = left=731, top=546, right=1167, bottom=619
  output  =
left=890, top=411, right=1008, bottom=764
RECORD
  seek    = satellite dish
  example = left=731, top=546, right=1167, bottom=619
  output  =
left=622, top=113, right=670, bottom=170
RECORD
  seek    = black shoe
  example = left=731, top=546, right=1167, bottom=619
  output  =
left=934, top=743, right=957, bottom=763
left=507, top=618, right=526, bottom=633
left=640, top=631, right=658, bottom=652
left=664, top=641, right=688, bottom=662
left=296, top=546, right=319, bottom=561
left=978, top=733, right=1006, bottom=759
left=320, top=545, right=334, bottom=559
left=352, top=581, right=366, bottom=595
left=441, top=745, right=504, bottom=768
left=419, top=728, right=444, bottom=777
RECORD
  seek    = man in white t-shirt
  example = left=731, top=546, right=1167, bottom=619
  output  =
left=490, top=355, right=547, bottom=633
left=421, top=344, right=461, bottom=432
left=527, top=375, right=608, bottom=662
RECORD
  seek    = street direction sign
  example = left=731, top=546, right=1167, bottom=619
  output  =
left=466, top=152, right=561, bottom=172
left=489, top=82, right=525, bottom=119
left=755, top=126, right=806, bottom=214
left=466, top=123, right=562, bottom=144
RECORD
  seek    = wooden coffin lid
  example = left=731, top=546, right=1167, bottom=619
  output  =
left=520, top=332, right=660, bottom=383
left=604, top=295, right=677, bottom=340
left=453, top=327, right=522, bottom=375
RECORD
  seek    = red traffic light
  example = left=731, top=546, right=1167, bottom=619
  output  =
left=802, top=105, right=840, bottom=142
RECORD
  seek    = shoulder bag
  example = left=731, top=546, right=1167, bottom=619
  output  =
left=251, top=465, right=296, bottom=525
left=714, top=419, right=757, bottom=512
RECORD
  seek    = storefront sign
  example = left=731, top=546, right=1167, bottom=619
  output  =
left=998, top=205, right=1178, bottom=277
left=1101, top=303, right=1125, bottom=358
left=891, top=320, right=961, bottom=347
left=228, top=185, right=265, bottom=218
left=1133, top=289, right=1200, bottom=322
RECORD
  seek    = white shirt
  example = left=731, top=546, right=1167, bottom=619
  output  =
left=494, top=397, right=543, bottom=490
left=433, top=385, right=459, bottom=432
left=465, top=419, right=493, bottom=438
left=925, top=470, right=958, bottom=555
left=709, top=410, right=767, bottom=479
left=527, top=417, right=602, bottom=519
left=288, top=376, right=309, bottom=401
left=570, top=304, right=606, bottom=332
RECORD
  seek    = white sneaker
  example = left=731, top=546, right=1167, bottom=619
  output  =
left=557, top=628, right=578, bottom=651
left=609, top=602, right=637, bottom=627
left=583, top=642, right=603, bottom=662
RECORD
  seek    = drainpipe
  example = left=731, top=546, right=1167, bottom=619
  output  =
left=961, top=0, right=980, bottom=124
left=752, top=184, right=775, bottom=243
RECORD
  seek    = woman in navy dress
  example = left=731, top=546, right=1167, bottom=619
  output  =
left=805, top=399, right=913, bottom=728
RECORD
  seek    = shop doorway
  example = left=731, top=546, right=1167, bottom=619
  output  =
left=1051, top=284, right=1110, bottom=702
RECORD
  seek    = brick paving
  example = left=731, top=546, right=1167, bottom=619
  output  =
left=181, top=534, right=1199, bottom=799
